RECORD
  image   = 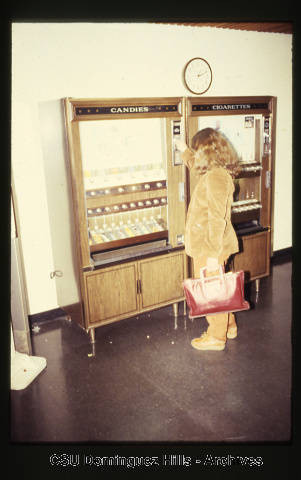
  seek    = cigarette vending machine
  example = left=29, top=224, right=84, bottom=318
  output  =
left=186, top=96, right=276, bottom=289
left=64, top=97, right=189, bottom=342
left=64, top=96, right=276, bottom=341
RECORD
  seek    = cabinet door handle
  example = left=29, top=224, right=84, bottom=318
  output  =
left=137, top=279, right=142, bottom=294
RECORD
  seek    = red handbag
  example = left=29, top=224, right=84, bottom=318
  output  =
left=183, top=267, right=250, bottom=318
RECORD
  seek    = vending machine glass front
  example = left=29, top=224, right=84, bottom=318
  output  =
left=78, top=118, right=169, bottom=258
left=197, top=114, right=263, bottom=230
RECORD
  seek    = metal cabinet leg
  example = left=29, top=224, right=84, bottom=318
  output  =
left=183, top=300, right=187, bottom=316
left=255, top=278, right=260, bottom=303
left=172, top=302, right=179, bottom=317
left=89, top=328, right=96, bottom=344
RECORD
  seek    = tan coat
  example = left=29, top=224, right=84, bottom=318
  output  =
left=182, top=148, right=239, bottom=263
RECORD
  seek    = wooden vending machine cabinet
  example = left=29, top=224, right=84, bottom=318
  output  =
left=64, top=97, right=188, bottom=342
left=186, top=96, right=276, bottom=289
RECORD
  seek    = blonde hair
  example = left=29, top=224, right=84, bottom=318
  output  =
left=191, top=128, right=241, bottom=177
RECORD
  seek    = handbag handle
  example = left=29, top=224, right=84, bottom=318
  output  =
left=199, top=265, right=225, bottom=282
left=200, top=265, right=225, bottom=280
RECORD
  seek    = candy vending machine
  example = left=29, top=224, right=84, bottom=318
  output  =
left=64, top=97, right=188, bottom=341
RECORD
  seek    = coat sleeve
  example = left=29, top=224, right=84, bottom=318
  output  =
left=181, top=148, right=195, bottom=170
left=205, top=169, right=230, bottom=258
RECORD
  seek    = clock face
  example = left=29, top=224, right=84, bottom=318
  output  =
left=184, top=58, right=212, bottom=95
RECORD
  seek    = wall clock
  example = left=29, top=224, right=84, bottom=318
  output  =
left=183, top=57, right=213, bottom=95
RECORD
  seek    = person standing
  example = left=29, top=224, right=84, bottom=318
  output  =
left=175, top=128, right=241, bottom=351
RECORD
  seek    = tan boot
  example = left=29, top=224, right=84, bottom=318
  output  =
left=227, top=326, right=238, bottom=339
left=191, top=332, right=225, bottom=351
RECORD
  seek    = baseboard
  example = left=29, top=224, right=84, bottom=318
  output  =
left=28, top=303, right=83, bottom=329
left=271, top=247, right=292, bottom=264
left=28, top=307, right=68, bottom=325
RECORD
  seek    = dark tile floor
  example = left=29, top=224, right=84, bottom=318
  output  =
left=10, top=260, right=292, bottom=444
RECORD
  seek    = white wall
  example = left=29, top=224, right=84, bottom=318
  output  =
left=12, top=22, right=292, bottom=314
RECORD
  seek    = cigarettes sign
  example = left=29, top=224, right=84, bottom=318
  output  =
left=192, top=103, right=269, bottom=112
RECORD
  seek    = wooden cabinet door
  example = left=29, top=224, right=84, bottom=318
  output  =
left=138, top=252, right=185, bottom=310
left=233, top=230, right=270, bottom=281
left=85, top=263, right=139, bottom=324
